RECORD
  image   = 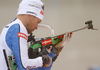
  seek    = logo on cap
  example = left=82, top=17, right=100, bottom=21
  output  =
left=26, top=11, right=37, bottom=16
left=40, top=10, right=44, bottom=15
left=29, top=4, right=41, bottom=9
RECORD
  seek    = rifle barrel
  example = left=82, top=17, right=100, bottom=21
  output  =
left=69, top=26, right=88, bottom=33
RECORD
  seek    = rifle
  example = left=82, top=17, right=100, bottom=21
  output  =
left=28, top=20, right=98, bottom=59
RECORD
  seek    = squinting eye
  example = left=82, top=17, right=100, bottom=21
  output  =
left=42, top=5, right=44, bottom=10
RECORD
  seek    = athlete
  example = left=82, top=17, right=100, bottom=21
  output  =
left=0, top=0, right=71, bottom=70
left=0, top=0, right=53, bottom=70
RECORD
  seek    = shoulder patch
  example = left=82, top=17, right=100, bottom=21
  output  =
left=17, top=32, right=27, bottom=40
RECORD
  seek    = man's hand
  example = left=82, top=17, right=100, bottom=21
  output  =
left=55, top=32, right=72, bottom=55
left=42, top=55, right=52, bottom=67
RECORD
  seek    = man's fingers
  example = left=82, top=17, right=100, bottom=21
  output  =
left=65, top=32, right=72, bottom=41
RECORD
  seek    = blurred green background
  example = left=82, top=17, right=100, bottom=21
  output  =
left=0, top=0, right=100, bottom=70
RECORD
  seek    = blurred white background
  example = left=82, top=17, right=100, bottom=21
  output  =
left=0, top=0, right=100, bottom=70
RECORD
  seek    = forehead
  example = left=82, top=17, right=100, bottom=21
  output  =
left=38, top=18, right=42, bottom=23
left=34, top=16, right=42, bottom=23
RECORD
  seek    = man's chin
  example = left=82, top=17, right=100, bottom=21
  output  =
left=32, top=29, right=35, bottom=32
left=28, top=29, right=35, bottom=34
left=28, top=31, right=32, bottom=34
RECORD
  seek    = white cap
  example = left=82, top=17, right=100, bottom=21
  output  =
left=17, top=0, right=44, bottom=21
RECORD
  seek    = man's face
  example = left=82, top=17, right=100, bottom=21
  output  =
left=26, top=15, right=42, bottom=34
